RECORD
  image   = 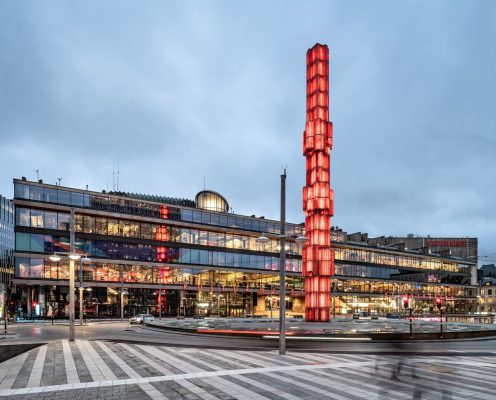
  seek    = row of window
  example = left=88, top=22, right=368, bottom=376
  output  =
left=15, top=260, right=297, bottom=287
left=15, top=208, right=302, bottom=255
left=14, top=257, right=469, bottom=299
left=334, top=264, right=467, bottom=284
left=0, top=196, right=13, bottom=224
left=335, top=279, right=467, bottom=298
left=15, top=183, right=303, bottom=235
left=334, top=247, right=467, bottom=274
left=15, top=233, right=302, bottom=272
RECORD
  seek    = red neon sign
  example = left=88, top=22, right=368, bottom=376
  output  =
left=426, top=240, right=467, bottom=247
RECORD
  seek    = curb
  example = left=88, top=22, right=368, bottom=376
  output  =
left=144, top=322, right=496, bottom=341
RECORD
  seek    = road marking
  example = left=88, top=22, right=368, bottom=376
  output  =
left=262, top=335, right=372, bottom=341
left=62, top=340, right=79, bottom=384
left=0, top=352, right=30, bottom=389
left=0, top=357, right=383, bottom=396
left=26, top=344, right=47, bottom=388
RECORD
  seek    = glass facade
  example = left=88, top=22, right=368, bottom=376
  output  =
left=0, top=195, right=14, bottom=288
left=12, top=179, right=477, bottom=319
left=14, top=182, right=303, bottom=236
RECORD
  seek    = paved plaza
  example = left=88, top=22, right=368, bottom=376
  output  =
left=0, top=340, right=495, bottom=399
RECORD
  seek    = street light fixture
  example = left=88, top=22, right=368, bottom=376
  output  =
left=79, top=256, right=92, bottom=325
left=256, top=168, right=307, bottom=355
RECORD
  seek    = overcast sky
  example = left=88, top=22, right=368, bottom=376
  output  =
left=1, top=1, right=495, bottom=261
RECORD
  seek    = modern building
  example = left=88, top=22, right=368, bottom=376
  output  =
left=0, top=195, right=14, bottom=319
left=475, top=264, right=496, bottom=323
left=479, top=264, right=496, bottom=280
left=12, top=178, right=478, bottom=320
left=363, top=234, right=477, bottom=260
left=479, top=279, right=496, bottom=314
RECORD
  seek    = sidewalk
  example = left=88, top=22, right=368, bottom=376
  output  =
left=13, top=318, right=125, bottom=325
left=1, top=339, right=495, bottom=399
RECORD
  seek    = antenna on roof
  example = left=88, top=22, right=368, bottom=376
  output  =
left=203, top=176, right=206, bottom=191
left=117, top=163, right=120, bottom=191
left=57, top=178, right=62, bottom=186
left=35, top=169, right=39, bottom=181
left=112, top=164, right=115, bottom=191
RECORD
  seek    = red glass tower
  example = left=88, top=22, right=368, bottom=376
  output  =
left=302, top=43, right=334, bottom=322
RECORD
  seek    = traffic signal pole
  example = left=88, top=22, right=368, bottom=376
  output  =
left=409, top=308, right=413, bottom=339
left=435, top=297, right=443, bottom=339
left=440, top=308, right=443, bottom=339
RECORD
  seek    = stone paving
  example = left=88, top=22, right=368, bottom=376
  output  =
left=0, top=340, right=495, bottom=399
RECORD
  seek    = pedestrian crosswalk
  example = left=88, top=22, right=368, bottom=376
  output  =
left=0, top=340, right=495, bottom=399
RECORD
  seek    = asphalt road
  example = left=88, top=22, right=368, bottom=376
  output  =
left=2, top=321, right=496, bottom=356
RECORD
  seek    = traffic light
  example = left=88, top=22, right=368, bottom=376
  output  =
left=403, top=296, right=409, bottom=309
left=435, top=297, right=442, bottom=310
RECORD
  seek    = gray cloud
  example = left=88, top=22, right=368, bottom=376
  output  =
left=0, top=0, right=495, bottom=260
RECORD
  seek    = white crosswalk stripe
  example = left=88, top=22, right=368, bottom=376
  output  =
left=74, top=340, right=106, bottom=381
left=0, top=351, right=30, bottom=389
left=61, top=339, right=79, bottom=384
left=118, top=342, right=175, bottom=375
left=1, top=340, right=495, bottom=399
left=26, top=344, right=47, bottom=387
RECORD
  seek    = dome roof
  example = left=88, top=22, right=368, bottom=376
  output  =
left=195, top=190, right=229, bottom=213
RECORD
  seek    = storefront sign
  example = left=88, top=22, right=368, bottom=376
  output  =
left=426, top=240, right=467, bottom=247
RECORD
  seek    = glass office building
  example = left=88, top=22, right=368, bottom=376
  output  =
left=1, top=195, right=14, bottom=284
left=12, top=178, right=478, bottom=319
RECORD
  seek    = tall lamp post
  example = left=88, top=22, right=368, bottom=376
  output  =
left=49, top=208, right=80, bottom=341
left=78, top=256, right=91, bottom=325
left=257, top=169, right=307, bottom=355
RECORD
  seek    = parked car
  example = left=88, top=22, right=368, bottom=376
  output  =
left=129, top=314, right=155, bottom=324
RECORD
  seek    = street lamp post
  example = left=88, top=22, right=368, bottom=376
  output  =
left=477, top=295, right=481, bottom=324
left=49, top=209, right=81, bottom=341
left=157, top=270, right=163, bottom=320
left=119, top=268, right=125, bottom=321
left=278, top=170, right=287, bottom=354
left=217, top=282, right=221, bottom=318
left=69, top=209, right=76, bottom=341
left=257, top=168, right=307, bottom=356
left=78, top=256, right=91, bottom=325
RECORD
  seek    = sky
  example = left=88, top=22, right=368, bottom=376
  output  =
left=1, top=1, right=495, bottom=261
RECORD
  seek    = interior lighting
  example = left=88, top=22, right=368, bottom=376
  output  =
left=256, top=235, right=270, bottom=244
left=295, top=235, right=308, bottom=245
left=69, top=253, right=81, bottom=260
left=49, top=254, right=61, bottom=262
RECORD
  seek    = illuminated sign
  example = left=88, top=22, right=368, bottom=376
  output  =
left=426, top=240, right=467, bottom=247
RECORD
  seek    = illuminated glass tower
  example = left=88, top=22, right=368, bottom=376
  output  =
left=302, top=43, right=334, bottom=322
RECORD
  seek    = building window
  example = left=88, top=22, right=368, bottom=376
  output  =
left=16, top=208, right=31, bottom=227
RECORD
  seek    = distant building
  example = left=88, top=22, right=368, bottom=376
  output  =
left=0, top=195, right=14, bottom=316
left=479, top=278, right=496, bottom=315
left=352, top=233, right=477, bottom=260
left=480, top=264, right=496, bottom=279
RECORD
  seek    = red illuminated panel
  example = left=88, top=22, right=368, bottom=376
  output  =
left=160, top=205, right=169, bottom=219
left=302, top=43, right=334, bottom=322
left=156, top=205, right=170, bottom=261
